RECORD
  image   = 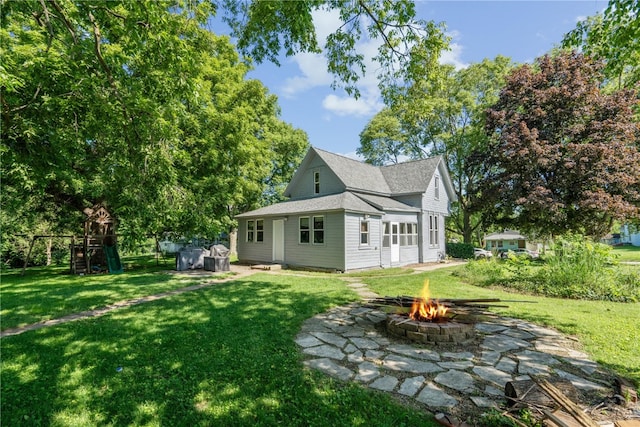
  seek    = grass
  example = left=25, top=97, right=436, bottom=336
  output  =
left=1, top=271, right=438, bottom=427
left=362, top=267, right=640, bottom=387
left=3, top=257, right=639, bottom=426
left=0, top=255, right=235, bottom=331
left=613, top=245, right=640, bottom=262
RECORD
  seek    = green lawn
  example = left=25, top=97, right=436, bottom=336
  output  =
left=362, top=267, right=640, bottom=386
left=0, top=256, right=231, bottom=331
left=613, top=245, right=640, bottom=262
left=1, top=272, right=438, bottom=427
left=2, top=260, right=638, bottom=426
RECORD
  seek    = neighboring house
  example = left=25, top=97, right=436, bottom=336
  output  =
left=484, top=230, right=527, bottom=252
left=236, top=147, right=456, bottom=272
left=607, top=224, right=640, bottom=246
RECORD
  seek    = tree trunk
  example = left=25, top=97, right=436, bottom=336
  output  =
left=46, top=237, right=53, bottom=266
left=229, top=228, right=237, bottom=256
left=462, top=209, right=472, bottom=244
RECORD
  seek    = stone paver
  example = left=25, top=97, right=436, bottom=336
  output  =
left=398, top=376, right=425, bottom=396
left=416, top=383, right=458, bottom=407
left=370, top=375, right=398, bottom=392
left=296, top=288, right=615, bottom=420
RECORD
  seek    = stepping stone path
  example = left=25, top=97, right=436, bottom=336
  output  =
left=296, top=302, right=615, bottom=420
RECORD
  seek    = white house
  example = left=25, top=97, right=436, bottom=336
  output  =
left=236, top=147, right=456, bottom=272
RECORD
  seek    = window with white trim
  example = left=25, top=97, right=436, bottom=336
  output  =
left=314, top=171, right=320, bottom=194
left=382, top=222, right=390, bottom=247
left=409, top=223, right=418, bottom=246
left=247, top=219, right=263, bottom=243
left=299, top=217, right=310, bottom=244
left=256, top=219, right=264, bottom=242
left=400, top=223, right=407, bottom=246
left=313, top=216, right=324, bottom=244
left=434, top=175, right=440, bottom=200
left=360, top=220, right=369, bottom=245
left=247, top=220, right=254, bottom=242
left=429, top=214, right=439, bottom=246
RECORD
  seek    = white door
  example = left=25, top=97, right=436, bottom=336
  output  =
left=272, top=219, right=285, bottom=262
left=391, top=222, right=400, bottom=263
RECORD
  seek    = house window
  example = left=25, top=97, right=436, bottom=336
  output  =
left=409, top=223, right=418, bottom=246
left=392, top=223, right=398, bottom=245
left=434, top=175, right=440, bottom=200
left=429, top=214, right=439, bottom=246
left=314, top=171, right=320, bottom=194
left=382, top=222, right=390, bottom=247
left=360, top=220, right=369, bottom=245
left=299, top=217, right=310, bottom=244
left=313, top=215, right=324, bottom=244
left=400, top=223, right=407, bottom=246
left=256, top=219, right=264, bottom=242
left=247, top=220, right=254, bottom=242
left=247, top=219, right=263, bottom=242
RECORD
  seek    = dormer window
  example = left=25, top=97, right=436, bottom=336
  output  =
left=314, top=171, right=320, bottom=194
left=434, top=175, right=440, bottom=200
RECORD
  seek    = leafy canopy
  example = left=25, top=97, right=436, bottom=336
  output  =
left=477, top=51, right=640, bottom=237
left=0, top=0, right=308, bottom=250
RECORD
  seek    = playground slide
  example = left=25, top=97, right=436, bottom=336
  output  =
left=103, top=245, right=124, bottom=274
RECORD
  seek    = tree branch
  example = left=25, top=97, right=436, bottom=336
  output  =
left=48, top=0, right=78, bottom=44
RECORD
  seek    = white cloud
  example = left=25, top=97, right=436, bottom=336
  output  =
left=440, top=42, right=468, bottom=70
left=280, top=53, right=332, bottom=97
left=280, top=8, right=385, bottom=119
left=322, top=93, right=384, bottom=117
left=439, top=30, right=468, bottom=70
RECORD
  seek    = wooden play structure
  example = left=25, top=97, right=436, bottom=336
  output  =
left=70, top=204, right=123, bottom=275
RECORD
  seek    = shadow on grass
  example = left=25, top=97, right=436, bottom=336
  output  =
left=0, top=259, right=210, bottom=331
left=1, top=274, right=437, bottom=426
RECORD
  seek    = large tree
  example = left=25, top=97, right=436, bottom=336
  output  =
left=357, top=57, right=513, bottom=244
left=477, top=51, right=640, bottom=237
left=563, top=0, right=639, bottom=89
left=1, top=0, right=309, bottom=252
left=221, top=0, right=448, bottom=99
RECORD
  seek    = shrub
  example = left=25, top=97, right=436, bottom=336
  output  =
left=447, top=242, right=474, bottom=259
left=459, top=234, right=639, bottom=302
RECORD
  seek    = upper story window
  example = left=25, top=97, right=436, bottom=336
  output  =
left=314, top=171, right=320, bottom=194
left=247, top=219, right=264, bottom=243
left=434, top=175, right=440, bottom=200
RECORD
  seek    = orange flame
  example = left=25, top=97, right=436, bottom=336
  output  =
left=409, top=279, right=448, bottom=322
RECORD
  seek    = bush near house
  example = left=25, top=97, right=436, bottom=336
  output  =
left=457, top=234, right=640, bottom=302
left=446, top=242, right=474, bottom=259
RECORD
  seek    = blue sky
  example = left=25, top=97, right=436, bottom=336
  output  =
left=233, top=1, right=609, bottom=158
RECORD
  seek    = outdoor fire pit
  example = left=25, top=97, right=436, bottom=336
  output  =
left=368, top=280, right=503, bottom=346
left=386, top=314, right=475, bottom=344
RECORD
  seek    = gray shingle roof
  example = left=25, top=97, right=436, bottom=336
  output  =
left=313, top=148, right=391, bottom=194
left=354, top=194, right=420, bottom=212
left=235, top=191, right=382, bottom=218
left=381, top=157, right=441, bottom=194
left=312, top=147, right=442, bottom=195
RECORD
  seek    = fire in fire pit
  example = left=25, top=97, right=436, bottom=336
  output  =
left=367, top=282, right=505, bottom=345
left=409, top=280, right=449, bottom=322
left=385, top=280, right=475, bottom=345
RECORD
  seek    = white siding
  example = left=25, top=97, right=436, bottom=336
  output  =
left=379, top=212, right=420, bottom=268
left=283, top=213, right=345, bottom=271
left=237, top=218, right=272, bottom=262
left=288, top=155, right=345, bottom=199
left=344, top=213, right=382, bottom=271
